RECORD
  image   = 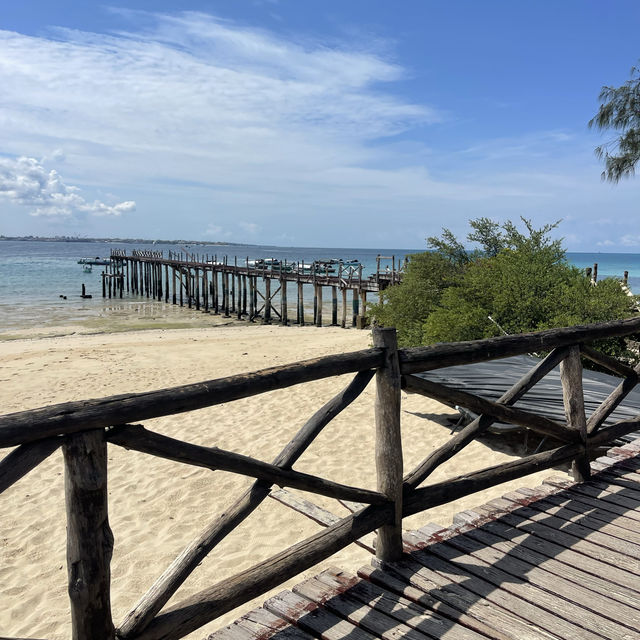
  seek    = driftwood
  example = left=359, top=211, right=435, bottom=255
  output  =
left=403, top=374, right=574, bottom=442
left=63, top=430, right=114, bottom=640
left=106, top=424, right=386, bottom=505
left=373, top=327, right=403, bottom=561
left=133, top=503, right=393, bottom=640
left=0, top=349, right=383, bottom=447
left=0, top=435, right=62, bottom=494
left=398, top=316, right=640, bottom=374
left=117, top=370, right=374, bottom=638
left=403, top=346, right=571, bottom=489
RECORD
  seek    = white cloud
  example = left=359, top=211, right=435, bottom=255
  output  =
left=0, top=156, right=135, bottom=218
left=620, top=234, right=640, bottom=247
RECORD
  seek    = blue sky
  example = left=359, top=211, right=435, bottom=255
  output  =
left=1, top=1, right=639, bottom=249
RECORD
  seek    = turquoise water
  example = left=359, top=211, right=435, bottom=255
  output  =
left=0, top=241, right=638, bottom=333
left=0, top=240, right=414, bottom=332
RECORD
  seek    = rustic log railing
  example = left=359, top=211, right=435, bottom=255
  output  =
left=3, top=318, right=640, bottom=639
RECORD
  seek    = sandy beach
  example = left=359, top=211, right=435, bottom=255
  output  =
left=0, top=323, right=560, bottom=639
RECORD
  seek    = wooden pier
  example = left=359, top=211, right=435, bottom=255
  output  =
left=4, top=319, right=640, bottom=639
left=213, top=439, right=640, bottom=640
left=104, top=249, right=404, bottom=328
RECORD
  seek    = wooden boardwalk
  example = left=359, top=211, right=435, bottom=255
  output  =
left=210, top=439, right=640, bottom=640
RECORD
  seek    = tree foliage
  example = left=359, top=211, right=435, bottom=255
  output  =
left=589, top=64, right=640, bottom=182
left=372, top=218, right=638, bottom=362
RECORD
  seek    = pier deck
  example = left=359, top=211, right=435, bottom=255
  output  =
left=107, top=249, right=404, bottom=327
left=211, top=439, right=640, bottom=640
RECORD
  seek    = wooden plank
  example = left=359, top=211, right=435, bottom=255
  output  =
left=357, top=564, right=518, bottom=640
left=0, top=349, right=384, bottom=447
left=206, top=607, right=314, bottom=640
left=435, top=524, right=640, bottom=632
left=405, top=549, right=606, bottom=640
left=398, top=316, right=640, bottom=374
left=63, top=430, right=115, bottom=640
left=0, top=436, right=62, bottom=494
left=118, top=370, right=375, bottom=638
left=268, top=489, right=376, bottom=553
left=371, top=555, right=570, bottom=640
left=544, top=475, right=640, bottom=511
left=483, top=498, right=640, bottom=574
left=466, top=508, right=640, bottom=605
left=373, top=327, right=403, bottom=561
left=404, top=374, right=573, bottom=442
left=539, top=480, right=640, bottom=523
left=294, top=574, right=450, bottom=640
left=403, top=346, right=571, bottom=489
left=338, top=499, right=367, bottom=513
left=265, top=590, right=376, bottom=640
left=312, top=568, right=487, bottom=640
left=516, top=487, right=640, bottom=534
left=505, top=491, right=640, bottom=546
left=107, top=424, right=386, bottom=505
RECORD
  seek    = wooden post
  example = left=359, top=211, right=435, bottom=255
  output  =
left=559, top=345, right=590, bottom=482
left=264, top=278, right=271, bottom=324
left=281, top=278, right=288, bottom=325
left=172, top=267, right=176, bottom=305
left=624, top=270, right=629, bottom=285
left=316, top=285, right=323, bottom=327
left=165, top=265, right=169, bottom=303
left=126, top=260, right=130, bottom=293
left=592, top=263, right=598, bottom=283
left=341, top=288, right=347, bottom=328
left=249, top=276, right=255, bottom=321
left=203, top=270, right=209, bottom=313
left=372, top=327, right=403, bottom=561
left=224, top=272, right=230, bottom=317
left=213, top=269, right=219, bottom=314
left=297, top=282, right=304, bottom=326
left=63, top=430, right=115, bottom=640
left=352, top=291, right=359, bottom=327
left=331, top=286, right=338, bottom=326
left=102, top=273, right=106, bottom=298
left=195, top=268, right=200, bottom=311
left=242, top=275, right=247, bottom=317
left=313, top=285, right=318, bottom=325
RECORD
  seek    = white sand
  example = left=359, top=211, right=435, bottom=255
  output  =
left=0, top=324, right=559, bottom=639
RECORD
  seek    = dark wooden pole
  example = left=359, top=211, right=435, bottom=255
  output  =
left=63, top=430, right=115, bottom=640
left=560, top=345, right=590, bottom=481
left=298, top=282, right=304, bottom=326
left=281, top=278, right=288, bottom=325
left=331, top=286, right=338, bottom=326
left=316, top=285, right=323, bottom=327
left=372, top=327, right=403, bottom=561
left=341, top=288, right=347, bottom=328
left=264, top=278, right=271, bottom=324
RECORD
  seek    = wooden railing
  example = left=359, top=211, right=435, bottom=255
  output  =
left=2, top=319, right=640, bottom=639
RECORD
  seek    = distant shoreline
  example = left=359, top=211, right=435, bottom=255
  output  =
left=0, top=235, right=250, bottom=246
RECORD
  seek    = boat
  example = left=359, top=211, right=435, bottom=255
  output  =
left=77, top=257, right=110, bottom=266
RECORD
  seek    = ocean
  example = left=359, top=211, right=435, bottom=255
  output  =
left=1, top=240, right=638, bottom=334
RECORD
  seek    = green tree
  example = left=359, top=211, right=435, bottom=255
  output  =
left=589, top=64, right=640, bottom=182
left=372, top=218, right=638, bottom=359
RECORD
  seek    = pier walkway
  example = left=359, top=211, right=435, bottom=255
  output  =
left=106, top=249, right=404, bottom=327
left=212, top=439, right=640, bottom=640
